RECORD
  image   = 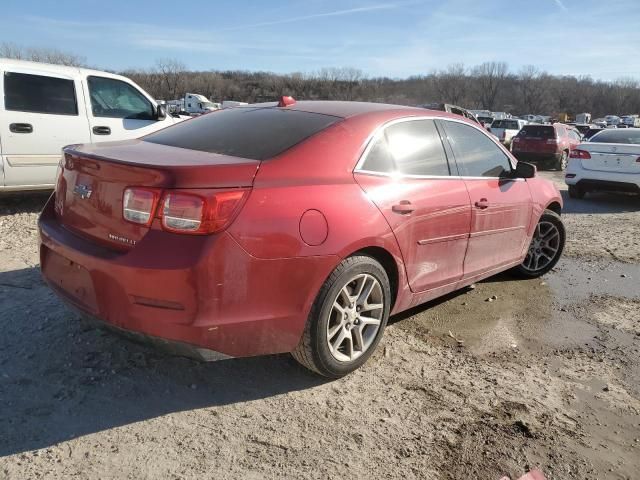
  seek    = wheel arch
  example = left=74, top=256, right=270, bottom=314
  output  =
left=351, top=246, right=400, bottom=309
left=546, top=201, right=562, bottom=215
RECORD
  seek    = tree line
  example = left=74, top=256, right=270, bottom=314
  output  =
left=2, top=43, right=639, bottom=117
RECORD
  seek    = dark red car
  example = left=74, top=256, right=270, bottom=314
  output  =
left=511, top=123, right=581, bottom=170
left=39, top=100, right=565, bottom=377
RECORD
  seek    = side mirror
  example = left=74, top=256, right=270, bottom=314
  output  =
left=156, top=104, right=167, bottom=121
left=512, top=161, right=536, bottom=179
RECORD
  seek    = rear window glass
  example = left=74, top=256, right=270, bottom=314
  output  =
left=4, top=72, right=78, bottom=115
left=492, top=120, right=520, bottom=129
left=589, top=129, right=640, bottom=144
left=518, top=125, right=556, bottom=139
left=144, top=107, right=341, bottom=160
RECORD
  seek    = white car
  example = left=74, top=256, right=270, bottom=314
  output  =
left=565, top=128, right=640, bottom=198
left=0, top=59, right=184, bottom=192
left=490, top=119, right=526, bottom=147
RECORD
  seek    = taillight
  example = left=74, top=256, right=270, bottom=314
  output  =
left=512, top=137, right=520, bottom=143
left=123, top=187, right=161, bottom=226
left=160, top=189, right=249, bottom=235
left=570, top=149, right=591, bottom=159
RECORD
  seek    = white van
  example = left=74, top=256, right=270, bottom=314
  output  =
left=0, top=59, right=183, bottom=192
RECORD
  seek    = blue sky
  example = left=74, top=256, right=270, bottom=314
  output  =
left=1, top=0, right=639, bottom=80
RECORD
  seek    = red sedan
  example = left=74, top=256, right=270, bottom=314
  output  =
left=39, top=99, right=565, bottom=377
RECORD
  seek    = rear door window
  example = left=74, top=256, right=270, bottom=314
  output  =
left=4, top=72, right=78, bottom=115
left=361, top=119, right=450, bottom=176
left=442, top=120, right=512, bottom=177
left=144, top=107, right=341, bottom=160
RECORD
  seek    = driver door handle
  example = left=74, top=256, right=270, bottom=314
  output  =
left=9, top=123, right=33, bottom=133
left=92, top=126, right=111, bottom=135
left=392, top=200, right=415, bottom=215
left=474, top=198, right=489, bottom=209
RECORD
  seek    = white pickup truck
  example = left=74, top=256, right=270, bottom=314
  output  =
left=0, top=59, right=184, bottom=192
left=490, top=119, right=527, bottom=147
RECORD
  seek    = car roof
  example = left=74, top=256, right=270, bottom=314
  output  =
left=241, top=100, right=446, bottom=119
left=0, top=57, right=136, bottom=83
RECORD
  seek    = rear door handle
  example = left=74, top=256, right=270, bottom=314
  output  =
left=474, top=198, right=489, bottom=209
left=9, top=123, right=33, bottom=133
left=92, top=126, right=111, bottom=135
left=392, top=200, right=415, bottom=215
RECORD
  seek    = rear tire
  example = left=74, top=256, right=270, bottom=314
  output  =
left=568, top=185, right=585, bottom=199
left=511, top=210, right=565, bottom=279
left=555, top=151, right=568, bottom=171
left=292, top=255, right=391, bottom=378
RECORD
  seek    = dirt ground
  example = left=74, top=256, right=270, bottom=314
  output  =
left=1, top=172, right=639, bottom=480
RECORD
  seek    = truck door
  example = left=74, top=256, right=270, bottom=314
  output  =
left=0, top=69, right=90, bottom=188
left=84, top=75, right=173, bottom=143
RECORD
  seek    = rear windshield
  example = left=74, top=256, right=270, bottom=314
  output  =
left=518, top=125, right=556, bottom=139
left=492, top=120, right=520, bottom=129
left=144, top=107, right=341, bottom=160
left=589, top=129, right=640, bottom=144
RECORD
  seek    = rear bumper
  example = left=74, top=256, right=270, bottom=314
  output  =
left=565, top=160, right=640, bottom=192
left=39, top=196, right=338, bottom=358
left=513, top=152, right=561, bottom=163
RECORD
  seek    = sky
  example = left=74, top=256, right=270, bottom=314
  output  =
left=1, top=0, right=639, bottom=80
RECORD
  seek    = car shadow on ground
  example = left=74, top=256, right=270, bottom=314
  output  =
left=0, top=192, right=50, bottom=215
left=560, top=189, right=640, bottom=214
left=0, top=266, right=328, bottom=457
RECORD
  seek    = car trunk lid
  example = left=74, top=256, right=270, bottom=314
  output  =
left=55, top=140, right=259, bottom=251
left=579, top=143, right=640, bottom=173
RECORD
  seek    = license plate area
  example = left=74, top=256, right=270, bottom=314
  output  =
left=42, top=248, right=98, bottom=313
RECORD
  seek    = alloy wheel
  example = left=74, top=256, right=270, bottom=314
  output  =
left=522, top=221, right=561, bottom=273
left=326, top=273, right=384, bottom=362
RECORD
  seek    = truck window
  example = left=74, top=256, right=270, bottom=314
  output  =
left=4, top=72, right=78, bottom=115
left=87, top=76, right=155, bottom=120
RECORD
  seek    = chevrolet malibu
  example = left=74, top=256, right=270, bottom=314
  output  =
left=39, top=99, right=565, bottom=377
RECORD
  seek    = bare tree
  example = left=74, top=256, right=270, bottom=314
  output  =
left=472, top=61, right=509, bottom=110
left=0, top=42, right=86, bottom=66
left=155, top=58, right=187, bottom=100
left=517, top=65, right=554, bottom=114
left=432, top=63, right=468, bottom=105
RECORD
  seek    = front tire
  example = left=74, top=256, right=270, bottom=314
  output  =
left=511, top=210, right=565, bottom=279
left=292, top=255, right=391, bottom=378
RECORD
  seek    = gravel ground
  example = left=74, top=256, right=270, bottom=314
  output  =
left=1, top=173, right=639, bottom=480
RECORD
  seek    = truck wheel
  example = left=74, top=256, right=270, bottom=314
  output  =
left=292, top=255, right=391, bottom=378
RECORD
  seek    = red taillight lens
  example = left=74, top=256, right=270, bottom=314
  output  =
left=161, top=189, right=249, bottom=235
left=570, top=149, right=591, bottom=159
left=123, top=187, right=160, bottom=226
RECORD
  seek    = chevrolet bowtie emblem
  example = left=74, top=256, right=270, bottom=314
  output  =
left=73, top=184, right=93, bottom=199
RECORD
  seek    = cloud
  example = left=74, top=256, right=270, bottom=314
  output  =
left=552, top=0, right=568, bottom=11
left=219, top=2, right=419, bottom=32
